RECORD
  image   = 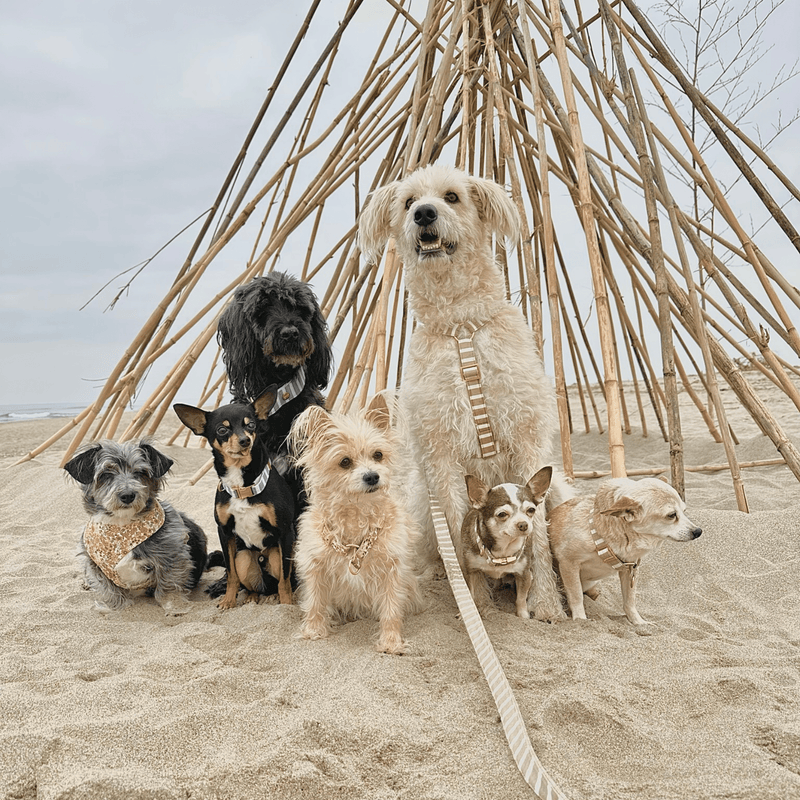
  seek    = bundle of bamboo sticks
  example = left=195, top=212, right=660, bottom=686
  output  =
left=18, top=0, right=800, bottom=512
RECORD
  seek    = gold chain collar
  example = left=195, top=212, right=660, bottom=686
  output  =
left=321, top=522, right=382, bottom=575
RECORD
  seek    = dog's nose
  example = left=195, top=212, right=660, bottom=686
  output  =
left=516, top=521, right=529, bottom=533
left=279, top=325, right=299, bottom=341
left=118, top=492, right=136, bottom=506
left=238, top=435, right=251, bottom=448
left=414, top=204, right=438, bottom=227
left=362, top=471, right=380, bottom=487
left=691, top=527, right=702, bottom=539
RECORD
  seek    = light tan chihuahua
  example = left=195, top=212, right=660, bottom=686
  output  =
left=548, top=477, right=702, bottom=625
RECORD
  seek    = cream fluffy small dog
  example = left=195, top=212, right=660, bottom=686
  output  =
left=289, top=395, right=423, bottom=654
left=548, top=477, right=703, bottom=625
left=359, top=164, right=568, bottom=621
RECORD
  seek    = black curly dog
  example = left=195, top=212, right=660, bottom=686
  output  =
left=217, top=271, right=333, bottom=455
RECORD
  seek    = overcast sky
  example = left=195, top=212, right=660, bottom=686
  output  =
left=2, top=0, right=798, bottom=409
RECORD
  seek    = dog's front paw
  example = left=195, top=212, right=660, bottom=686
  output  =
left=377, top=634, right=407, bottom=655
left=217, top=594, right=239, bottom=610
left=300, top=621, right=329, bottom=640
left=533, top=604, right=568, bottom=623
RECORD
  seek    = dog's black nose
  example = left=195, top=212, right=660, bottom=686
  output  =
left=362, top=471, right=380, bottom=486
left=691, top=527, right=702, bottom=539
left=118, top=492, right=136, bottom=506
left=279, top=325, right=299, bottom=341
left=414, top=204, right=438, bottom=227
left=238, top=436, right=251, bottom=448
left=516, top=521, right=529, bottom=533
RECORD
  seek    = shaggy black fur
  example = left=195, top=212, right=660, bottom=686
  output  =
left=217, top=272, right=333, bottom=455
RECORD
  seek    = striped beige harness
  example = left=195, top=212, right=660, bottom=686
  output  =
left=449, top=320, right=497, bottom=459
left=589, top=513, right=640, bottom=588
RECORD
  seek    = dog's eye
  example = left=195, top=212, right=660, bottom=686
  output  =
left=496, top=511, right=508, bottom=520
left=217, top=426, right=230, bottom=437
left=246, top=421, right=256, bottom=431
left=405, top=197, right=414, bottom=210
left=444, top=191, right=459, bottom=203
left=373, top=451, right=383, bottom=462
left=667, top=511, right=678, bottom=520
left=339, top=457, right=352, bottom=469
left=525, top=506, right=536, bottom=516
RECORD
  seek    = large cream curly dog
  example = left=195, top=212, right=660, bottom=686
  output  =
left=359, top=164, right=567, bottom=621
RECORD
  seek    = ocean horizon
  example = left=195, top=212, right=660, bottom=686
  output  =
left=0, top=402, right=98, bottom=424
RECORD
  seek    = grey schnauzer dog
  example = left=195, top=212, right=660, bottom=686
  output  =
left=65, top=440, right=207, bottom=615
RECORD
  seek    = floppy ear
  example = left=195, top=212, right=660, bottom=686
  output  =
left=64, top=444, right=102, bottom=484
left=217, top=290, right=263, bottom=402
left=526, top=466, right=553, bottom=504
left=358, top=182, right=398, bottom=262
left=600, top=495, right=642, bottom=523
left=140, top=442, right=174, bottom=479
left=253, top=389, right=277, bottom=420
left=304, top=287, right=333, bottom=390
left=365, top=393, right=391, bottom=431
left=465, top=475, right=489, bottom=508
left=466, top=176, right=521, bottom=246
left=173, top=404, right=208, bottom=436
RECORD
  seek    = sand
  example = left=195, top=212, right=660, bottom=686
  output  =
left=1, top=372, right=799, bottom=800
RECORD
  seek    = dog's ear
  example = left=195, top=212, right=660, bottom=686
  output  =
left=601, top=496, right=642, bottom=523
left=140, top=443, right=174, bottom=479
left=466, top=176, right=521, bottom=246
left=173, top=404, right=208, bottom=437
left=253, top=389, right=277, bottom=420
left=303, top=286, right=333, bottom=391
left=358, top=182, right=398, bottom=262
left=64, top=444, right=102, bottom=484
left=465, top=475, right=489, bottom=508
left=294, top=404, right=334, bottom=442
left=526, top=466, right=553, bottom=504
left=365, top=393, right=391, bottom=431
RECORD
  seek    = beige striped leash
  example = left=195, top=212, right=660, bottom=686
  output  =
left=429, top=493, right=567, bottom=800
left=449, top=321, right=498, bottom=459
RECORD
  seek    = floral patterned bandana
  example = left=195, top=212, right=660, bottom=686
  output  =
left=83, top=502, right=165, bottom=587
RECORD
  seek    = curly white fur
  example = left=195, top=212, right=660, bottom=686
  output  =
left=359, top=164, right=569, bottom=622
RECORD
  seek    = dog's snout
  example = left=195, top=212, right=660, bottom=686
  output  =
left=690, top=526, right=702, bottom=539
left=414, top=204, right=438, bottom=227
left=362, top=471, right=380, bottom=487
left=238, top=435, right=251, bottom=449
left=279, top=325, right=299, bottom=341
left=516, top=520, right=529, bottom=533
left=118, top=491, right=136, bottom=506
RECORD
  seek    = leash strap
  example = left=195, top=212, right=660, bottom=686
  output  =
left=429, top=492, right=567, bottom=800
left=450, top=322, right=498, bottom=459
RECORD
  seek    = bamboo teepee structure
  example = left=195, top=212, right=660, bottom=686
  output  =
left=19, top=0, right=800, bottom=513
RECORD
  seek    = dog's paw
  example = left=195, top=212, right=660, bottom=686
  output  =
left=217, top=595, right=239, bottom=610
left=377, top=635, right=407, bottom=655
left=533, top=605, right=568, bottom=624
left=300, top=623, right=329, bottom=640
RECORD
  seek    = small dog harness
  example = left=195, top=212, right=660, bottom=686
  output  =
left=220, top=462, right=271, bottom=499
left=83, top=502, right=166, bottom=587
left=449, top=321, right=498, bottom=459
left=320, top=522, right=381, bottom=575
left=589, top=514, right=640, bottom=587
left=269, top=366, right=306, bottom=415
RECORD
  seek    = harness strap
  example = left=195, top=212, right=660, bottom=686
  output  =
left=220, top=461, right=271, bottom=499
left=269, top=366, right=306, bottom=415
left=589, top=514, right=640, bottom=588
left=429, top=492, right=566, bottom=800
left=450, top=321, right=498, bottom=459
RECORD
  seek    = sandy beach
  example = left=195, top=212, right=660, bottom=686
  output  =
left=1, top=372, right=799, bottom=800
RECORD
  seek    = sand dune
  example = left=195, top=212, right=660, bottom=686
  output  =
left=2, top=374, right=799, bottom=799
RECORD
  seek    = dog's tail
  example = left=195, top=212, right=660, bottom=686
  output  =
left=205, top=550, right=225, bottom=571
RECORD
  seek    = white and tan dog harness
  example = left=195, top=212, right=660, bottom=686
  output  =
left=269, top=366, right=306, bottom=415
left=473, top=517, right=527, bottom=566
left=219, top=462, right=271, bottom=500
left=589, top=513, right=640, bottom=588
left=83, top=502, right=165, bottom=587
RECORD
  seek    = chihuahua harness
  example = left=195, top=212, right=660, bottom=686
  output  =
left=589, top=514, right=640, bottom=587
left=219, top=462, right=271, bottom=500
left=83, top=502, right=166, bottom=587
left=450, top=321, right=498, bottom=459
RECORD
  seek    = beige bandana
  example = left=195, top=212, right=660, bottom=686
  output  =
left=83, top=502, right=166, bottom=587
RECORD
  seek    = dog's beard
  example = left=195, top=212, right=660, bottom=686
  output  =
left=262, top=334, right=315, bottom=367
left=415, top=227, right=458, bottom=259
